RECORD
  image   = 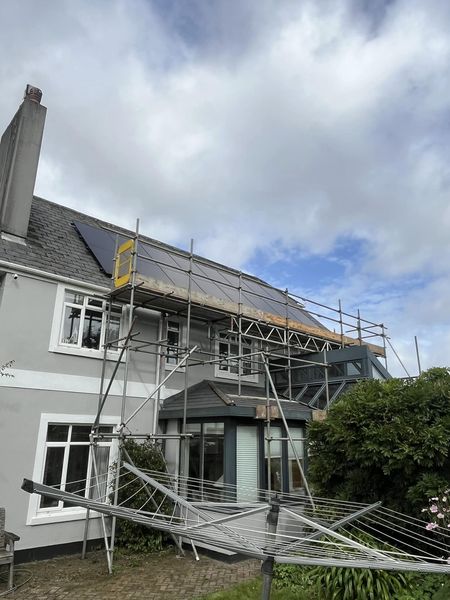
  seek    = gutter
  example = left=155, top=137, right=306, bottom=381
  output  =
left=0, top=259, right=109, bottom=293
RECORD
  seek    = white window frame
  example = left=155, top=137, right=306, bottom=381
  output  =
left=49, top=284, right=122, bottom=360
left=214, top=332, right=258, bottom=383
left=164, top=318, right=185, bottom=371
left=27, top=413, right=119, bottom=526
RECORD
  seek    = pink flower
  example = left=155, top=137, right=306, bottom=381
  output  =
left=430, top=505, right=439, bottom=513
left=437, top=513, right=445, bottom=519
left=426, top=523, right=438, bottom=531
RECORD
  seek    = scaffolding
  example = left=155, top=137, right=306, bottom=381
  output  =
left=80, top=219, right=389, bottom=571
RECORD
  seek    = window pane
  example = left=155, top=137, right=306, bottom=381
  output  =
left=267, top=457, right=282, bottom=492
left=71, top=425, right=91, bottom=442
left=204, top=423, right=224, bottom=435
left=89, top=447, right=110, bottom=501
left=265, top=427, right=282, bottom=493
left=87, top=297, right=103, bottom=308
left=186, top=423, right=201, bottom=433
left=64, top=445, right=90, bottom=499
left=62, top=306, right=81, bottom=344
left=347, top=361, right=363, bottom=376
left=187, top=436, right=201, bottom=500
left=289, top=459, right=304, bottom=491
left=82, top=309, right=102, bottom=349
left=98, top=426, right=114, bottom=442
left=265, top=427, right=282, bottom=457
left=47, top=424, right=69, bottom=442
left=64, top=291, right=84, bottom=305
left=203, top=435, right=224, bottom=500
left=41, top=447, right=65, bottom=508
left=106, top=315, right=120, bottom=345
left=167, top=322, right=180, bottom=364
left=287, top=428, right=304, bottom=459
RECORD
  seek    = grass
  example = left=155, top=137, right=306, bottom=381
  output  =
left=196, top=576, right=315, bottom=600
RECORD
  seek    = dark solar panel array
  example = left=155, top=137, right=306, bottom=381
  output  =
left=73, top=221, right=325, bottom=330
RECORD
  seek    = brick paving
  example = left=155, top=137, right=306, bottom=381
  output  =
left=2, top=549, right=261, bottom=599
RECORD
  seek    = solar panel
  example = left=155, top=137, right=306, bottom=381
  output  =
left=73, top=220, right=328, bottom=332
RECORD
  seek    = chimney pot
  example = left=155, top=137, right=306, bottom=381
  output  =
left=24, top=85, right=42, bottom=104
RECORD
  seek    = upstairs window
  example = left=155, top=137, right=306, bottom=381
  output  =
left=215, top=332, right=258, bottom=382
left=166, top=321, right=181, bottom=366
left=59, top=290, right=121, bottom=352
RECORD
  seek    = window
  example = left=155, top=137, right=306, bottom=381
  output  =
left=265, top=426, right=283, bottom=492
left=287, top=427, right=304, bottom=493
left=40, top=424, right=113, bottom=510
left=27, top=414, right=118, bottom=525
left=185, top=422, right=224, bottom=501
left=215, top=332, right=258, bottom=382
left=50, top=286, right=122, bottom=358
left=166, top=320, right=181, bottom=366
left=60, top=290, right=120, bottom=350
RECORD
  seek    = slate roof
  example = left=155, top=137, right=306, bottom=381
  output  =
left=0, top=196, right=114, bottom=287
left=159, top=379, right=312, bottom=420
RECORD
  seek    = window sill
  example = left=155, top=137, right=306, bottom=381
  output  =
left=165, top=363, right=185, bottom=372
left=49, top=344, right=121, bottom=361
left=214, top=369, right=258, bottom=383
left=28, top=508, right=103, bottom=526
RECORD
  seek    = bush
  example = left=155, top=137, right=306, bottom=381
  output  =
left=115, top=440, right=170, bottom=553
left=308, top=368, right=450, bottom=516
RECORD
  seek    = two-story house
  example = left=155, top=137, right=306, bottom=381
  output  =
left=0, top=87, right=388, bottom=560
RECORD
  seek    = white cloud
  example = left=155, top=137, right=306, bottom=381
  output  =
left=1, top=0, right=450, bottom=371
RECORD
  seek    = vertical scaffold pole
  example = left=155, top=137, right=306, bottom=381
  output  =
left=181, top=239, right=194, bottom=482
left=238, top=272, right=242, bottom=398
left=357, top=309, right=362, bottom=346
left=110, top=218, right=139, bottom=565
left=285, top=289, right=292, bottom=402
left=83, top=234, right=120, bottom=562
left=338, top=299, right=344, bottom=348
left=261, top=497, right=280, bottom=600
left=382, top=324, right=388, bottom=371
left=414, top=335, right=422, bottom=376
left=265, top=355, right=272, bottom=494
left=324, top=348, right=330, bottom=411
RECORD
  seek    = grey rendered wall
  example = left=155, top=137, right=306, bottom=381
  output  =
left=0, top=271, right=169, bottom=550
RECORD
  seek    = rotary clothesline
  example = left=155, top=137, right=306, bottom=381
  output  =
left=22, top=462, right=450, bottom=575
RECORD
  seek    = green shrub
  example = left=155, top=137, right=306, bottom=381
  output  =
left=308, top=368, right=450, bottom=517
left=115, top=440, right=170, bottom=553
left=273, top=563, right=315, bottom=591
left=309, top=565, right=410, bottom=600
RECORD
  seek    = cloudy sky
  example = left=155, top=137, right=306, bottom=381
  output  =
left=1, top=0, right=450, bottom=376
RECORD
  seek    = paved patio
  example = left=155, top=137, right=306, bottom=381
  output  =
left=2, top=549, right=260, bottom=599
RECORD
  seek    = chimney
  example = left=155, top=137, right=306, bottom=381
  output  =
left=0, top=85, right=47, bottom=239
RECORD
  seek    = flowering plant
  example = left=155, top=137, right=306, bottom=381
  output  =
left=422, top=490, right=450, bottom=531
